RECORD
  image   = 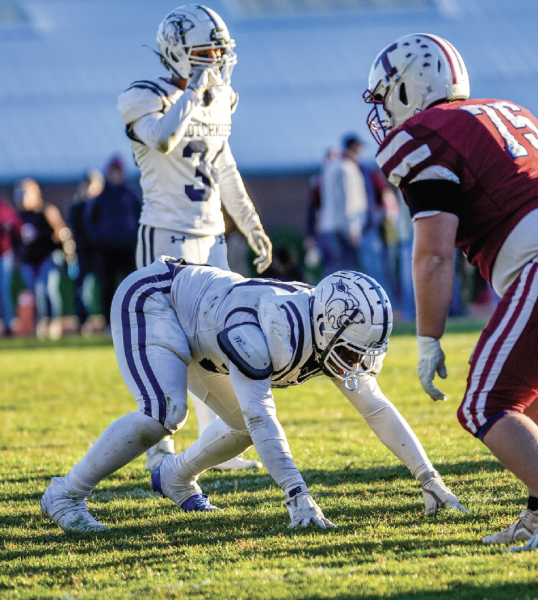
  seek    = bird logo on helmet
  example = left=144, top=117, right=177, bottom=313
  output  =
left=312, top=271, right=393, bottom=390
left=325, top=280, right=366, bottom=329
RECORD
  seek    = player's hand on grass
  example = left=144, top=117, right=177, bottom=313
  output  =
left=285, top=486, right=336, bottom=529
left=421, top=472, right=471, bottom=515
left=247, top=226, right=272, bottom=274
left=506, top=530, right=538, bottom=552
left=417, top=336, right=447, bottom=401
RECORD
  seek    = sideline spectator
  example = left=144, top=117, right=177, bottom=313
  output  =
left=358, top=136, right=399, bottom=297
left=84, top=156, right=141, bottom=329
left=0, top=198, right=23, bottom=336
left=68, top=169, right=104, bottom=332
left=14, top=178, right=74, bottom=340
left=317, top=135, right=368, bottom=277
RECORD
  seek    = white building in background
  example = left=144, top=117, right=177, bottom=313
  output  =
left=0, top=0, right=537, bottom=184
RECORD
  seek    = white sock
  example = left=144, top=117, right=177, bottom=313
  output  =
left=159, top=418, right=252, bottom=505
left=64, top=411, right=168, bottom=497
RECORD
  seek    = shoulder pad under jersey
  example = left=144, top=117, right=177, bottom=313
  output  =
left=258, top=292, right=312, bottom=372
left=117, top=78, right=180, bottom=126
left=217, top=323, right=273, bottom=380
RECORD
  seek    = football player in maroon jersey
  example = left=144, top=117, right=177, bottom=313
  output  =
left=364, top=33, right=538, bottom=551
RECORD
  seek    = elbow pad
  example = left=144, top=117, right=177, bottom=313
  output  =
left=218, top=323, right=273, bottom=380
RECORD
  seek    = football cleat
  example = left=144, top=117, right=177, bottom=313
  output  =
left=151, top=463, right=220, bottom=512
left=212, top=457, right=262, bottom=471
left=420, top=471, right=471, bottom=515
left=40, top=477, right=109, bottom=534
left=180, top=494, right=220, bottom=512
left=483, top=509, right=538, bottom=545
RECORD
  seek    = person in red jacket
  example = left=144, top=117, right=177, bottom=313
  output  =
left=364, top=33, right=538, bottom=551
left=0, top=198, right=22, bottom=336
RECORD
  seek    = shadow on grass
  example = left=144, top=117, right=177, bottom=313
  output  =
left=0, top=459, right=509, bottom=506
left=302, top=583, right=538, bottom=600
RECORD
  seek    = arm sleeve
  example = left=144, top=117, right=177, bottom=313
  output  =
left=403, top=179, right=463, bottom=219
left=332, top=376, right=434, bottom=480
left=215, top=142, right=263, bottom=236
left=130, top=88, right=203, bottom=154
left=229, top=363, right=306, bottom=492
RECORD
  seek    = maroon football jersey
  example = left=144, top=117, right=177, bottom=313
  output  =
left=376, top=99, right=538, bottom=283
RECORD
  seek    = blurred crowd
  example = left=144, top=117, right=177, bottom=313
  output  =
left=0, top=156, right=140, bottom=339
left=0, top=138, right=497, bottom=340
left=256, top=133, right=498, bottom=322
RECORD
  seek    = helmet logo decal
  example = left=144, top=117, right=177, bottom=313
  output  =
left=374, top=42, right=398, bottom=79
left=164, top=13, right=195, bottom=45
left=325, top=280, right=365, bottom=329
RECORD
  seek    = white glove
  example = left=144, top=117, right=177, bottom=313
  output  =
left=187, top=66, right=221, bottom=104
left=417, top=336, right=447, bottom=401
left=285, top=485, right=336, bottom=529
left=247, top=227, right=273, bottom=274
left=506, top=531, right=538, bottom=553
left=420, top=471, right=471, bottom=515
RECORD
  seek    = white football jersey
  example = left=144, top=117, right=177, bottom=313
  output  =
left=168, top=260, right=324, bottom=387
left=118, top=77, right=240, bottom=236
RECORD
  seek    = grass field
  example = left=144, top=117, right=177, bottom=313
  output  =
left=1, top=325, right=538, bottom=599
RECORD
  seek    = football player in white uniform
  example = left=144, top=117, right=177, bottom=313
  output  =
left=41, top=258, right=469, bottom=533
left=117, top=5, right=272, bottom=471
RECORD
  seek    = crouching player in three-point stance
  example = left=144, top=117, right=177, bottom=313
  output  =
left=41, top=258, right=468, bottom=533
left=364, top=33, right=538, bottom=551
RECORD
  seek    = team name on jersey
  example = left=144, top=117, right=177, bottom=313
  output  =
left=184, top=122, right=232, bottom=138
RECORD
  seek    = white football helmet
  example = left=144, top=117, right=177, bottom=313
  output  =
left=311, top=271, right=393, bottom=388
left=156, top=5, right=237, bottom=84
left=363, top=33, right=470, bottom=144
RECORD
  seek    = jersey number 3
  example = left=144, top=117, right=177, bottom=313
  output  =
left=461, top=101, right=538, bottom=159
left=183, top=140, right=214, bottom=201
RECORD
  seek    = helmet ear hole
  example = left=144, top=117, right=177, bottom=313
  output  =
left=170, top=52, right=179, bottom=63
left=399, top=82, right=408, bottom=106
left=438, top=59, right=442, bottom=73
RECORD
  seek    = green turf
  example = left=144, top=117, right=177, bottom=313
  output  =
left=1, top=329, right=537, bottom=599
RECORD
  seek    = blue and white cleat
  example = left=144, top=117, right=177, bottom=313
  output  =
left=151, top=464, right=220, bottom=512
left=180, top=493, right=220, bottom=512
left=40, top=477, right=109, bottom=534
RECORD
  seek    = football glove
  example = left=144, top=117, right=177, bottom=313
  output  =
left=285, top=485, right=336, bottom=529
left=187, top=66, right=220, bottom=105
left=247, top=226, right=273, bottom=274
left=506, top=530, right=538, bottom=553
left=417, top=336, right=447, bottom=401
left=420, top=471, right=471, bottom=515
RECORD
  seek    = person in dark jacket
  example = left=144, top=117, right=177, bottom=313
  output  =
left=85, top=156, right=141, bottom=327
left=68, top=169, right=104, bottom=331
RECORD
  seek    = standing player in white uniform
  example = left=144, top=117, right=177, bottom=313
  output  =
left=40, top=258, right=469, bottom=533
left=117, top=5, right=272, bottom=471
